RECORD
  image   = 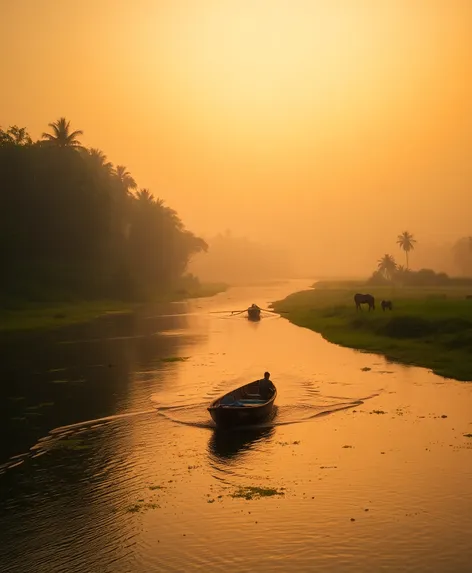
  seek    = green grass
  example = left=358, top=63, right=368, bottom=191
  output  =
left=0, top=300, right=133, bottom=333
left=0, top=282, right=227, bottom=333
left=271, top=281, right=472, bottom=382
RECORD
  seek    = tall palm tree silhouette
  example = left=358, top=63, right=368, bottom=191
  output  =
left=42, top=117, right=83, bottom=147
left=396, top=231, right=416, bottom=269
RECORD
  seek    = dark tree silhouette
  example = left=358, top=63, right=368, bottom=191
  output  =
left=0, top=119, right=208, bottom=301
left=115, top=165, right=137, bottom=195
left=42, top=117, right=83, bottom=148
left=377, top=254, right=397, bottom=280
left=396, top=231, right=416, bottom=269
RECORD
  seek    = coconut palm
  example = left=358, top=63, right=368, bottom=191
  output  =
left=136, top=188, right=155, bottom=204
left=114, top=165, right=137, bottom=194
left=42, top=117, right=83, bottom=147
left=86, top=148, right=113, bottom=175
left=396, top=231, right=416, bottom=269
left=377, top=254, right=397, bottom=280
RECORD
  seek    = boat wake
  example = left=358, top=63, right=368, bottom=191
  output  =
left=153, top=393, right=378, bottom=430
left=0, top=392, right=379, bottom=476
left=0, top=409, right=157, bottom=476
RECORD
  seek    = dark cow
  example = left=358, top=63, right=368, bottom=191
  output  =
left=381, top=300, right=393, bottom=311
left=354, top=293, right=375, bottom=311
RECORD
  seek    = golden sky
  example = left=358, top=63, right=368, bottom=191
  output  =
left=2, top=0, right=472, bottom=273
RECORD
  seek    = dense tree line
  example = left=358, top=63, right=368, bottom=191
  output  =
left=370, top=231, right=472, bottom=286
left=0, top=119, right=207, bottom=301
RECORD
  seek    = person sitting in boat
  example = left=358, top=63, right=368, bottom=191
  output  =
left=258, top=372, right=273, bottom=400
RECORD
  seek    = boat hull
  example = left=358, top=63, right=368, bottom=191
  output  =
left=247, top=308, right=261, bottom=321
left=208, top=380, right=277, bottom=428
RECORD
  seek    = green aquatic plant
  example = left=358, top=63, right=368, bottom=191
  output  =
left=230, top=486, right=285, bottom=500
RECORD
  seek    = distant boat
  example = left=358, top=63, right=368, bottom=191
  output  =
left=247, top=305, right=261, bottom=321
left=208, top=379, right=277, bottom=428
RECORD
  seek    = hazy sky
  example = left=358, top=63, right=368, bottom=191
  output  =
left=2, top=0, right=472, bottom=273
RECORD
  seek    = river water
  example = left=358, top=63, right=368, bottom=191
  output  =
left=1, top=279, right=472, bottom=573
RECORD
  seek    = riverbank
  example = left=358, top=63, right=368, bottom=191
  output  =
left=271, top=281, right=472, bottom=381
left=0, top=282, right=227, bottom=333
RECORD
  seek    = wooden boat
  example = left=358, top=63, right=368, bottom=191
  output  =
left=208, top=379, right=277, bottom=427
left=247, top=306, right=261, bottom=321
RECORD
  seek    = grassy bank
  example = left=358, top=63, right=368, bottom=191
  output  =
left=271, top=281, right=472, bottom=381
left=0, top=300, right=133, bottom=333
left=0, top=282, right=228, bottom=333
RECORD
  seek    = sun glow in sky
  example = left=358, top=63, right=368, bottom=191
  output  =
left=2, top=0, right=472, bottom=273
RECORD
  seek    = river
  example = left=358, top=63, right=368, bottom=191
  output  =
left=1, top=279, right=472, bottom=572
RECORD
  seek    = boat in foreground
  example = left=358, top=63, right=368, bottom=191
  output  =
left=247, top=306, right=261, bottom=321
left=208, top=379, right=277, bottom=427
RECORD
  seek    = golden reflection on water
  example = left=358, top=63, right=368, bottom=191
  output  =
left=1, top=280, right=472, bottom=572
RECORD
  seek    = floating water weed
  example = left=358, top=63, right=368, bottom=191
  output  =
left=231, top=486, right=285, bottom=500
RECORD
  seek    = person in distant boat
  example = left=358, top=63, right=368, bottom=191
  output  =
left=258, top=371, right=272, bottom=400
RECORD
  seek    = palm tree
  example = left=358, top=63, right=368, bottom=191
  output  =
left=136, top=188, right=155, bottom=204
left=155, top=197, right=184, bottom=230
left=396, top=231, right=416, bottom=269
left=86, top=148, right=113, bottom=175
left=115, top=165, right=137, bottom=194
left=377, top=254, right=397, bottom=280
left=42, top=117, right=83, bottom=147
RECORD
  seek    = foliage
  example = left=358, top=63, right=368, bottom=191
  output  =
left=0, top=119, right=208, bottom=302
left=371, top=231, right=416, bottom=283
left=41, top=117, right=83, bottom=148
left=396, top=231, right=416, bottom=269
left=377, top=254, right=397, bottom=280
